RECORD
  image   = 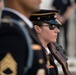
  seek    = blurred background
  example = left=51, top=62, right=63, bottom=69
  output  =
left=0, top=0, right=76, bottom=75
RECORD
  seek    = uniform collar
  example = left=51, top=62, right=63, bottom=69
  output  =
left=3, top=8, right=33, bottom=28
left=43, top=45, right=51, bottom=54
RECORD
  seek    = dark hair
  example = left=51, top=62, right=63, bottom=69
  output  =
left=32, top=21, right=44, bottom=26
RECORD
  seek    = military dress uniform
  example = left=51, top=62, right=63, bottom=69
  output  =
left=0, top=8, right=48, bottom=75
left=30, top=9, right=62, bottom=75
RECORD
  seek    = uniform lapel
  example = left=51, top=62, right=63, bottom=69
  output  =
left=2, top=10, right=21, bottom=20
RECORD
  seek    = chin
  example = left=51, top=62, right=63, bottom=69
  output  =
left=51, top=40, right=56, bottom=43
left=31, top=8, right=39, bottom=13
left=35, top=8, right=40, bottom=12
left=34, top=5, right=40, bottom=11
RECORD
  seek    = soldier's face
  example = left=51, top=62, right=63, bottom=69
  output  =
left=41, top=23, right=60, bottom=43
left=18, top=0, right=42, bottom=13
left=35, top=23, right=60, bottom=44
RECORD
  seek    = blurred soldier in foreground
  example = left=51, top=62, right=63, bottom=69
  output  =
left=0, top=0, right=48, bottom=75
left=30, top=9, right=73, bottom=75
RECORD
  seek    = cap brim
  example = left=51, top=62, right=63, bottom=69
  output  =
left=44, top=19, right=62, bottom=26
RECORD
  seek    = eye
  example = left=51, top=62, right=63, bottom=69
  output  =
left=49, top=25, right=58, bottom=30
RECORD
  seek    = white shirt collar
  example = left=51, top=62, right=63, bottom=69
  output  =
left=43, top=45, right=51, bottom=54
left=45, top=47, right=51, bottom=54
left=3, top=8, right=33, bottom=28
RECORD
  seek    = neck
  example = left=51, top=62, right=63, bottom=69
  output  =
left=38, top=35, right=48, bottom=47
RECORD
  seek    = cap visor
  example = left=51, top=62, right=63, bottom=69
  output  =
left=44, top=19, right=62, bottom=25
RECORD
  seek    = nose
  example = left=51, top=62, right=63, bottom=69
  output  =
left=55, top=27, right=60, bottom=33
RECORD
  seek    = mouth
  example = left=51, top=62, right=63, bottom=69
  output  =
left=54, top=35, right=57, bottom=39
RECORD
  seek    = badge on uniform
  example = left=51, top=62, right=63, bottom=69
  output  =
left=32, top=44, right=42, bottom=50
left=46, top=52, right=54, bottom=69
left=37, top=69, right=45, bottom=75
left=0, top=53, right=17, bottom=75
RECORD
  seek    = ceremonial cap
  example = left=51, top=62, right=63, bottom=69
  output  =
left=30, top=9, right=61, bottom=25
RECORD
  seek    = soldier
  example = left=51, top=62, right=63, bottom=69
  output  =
left=0, top=0, right=48, bottom=75
left=30, top=9, right=61, bottom=75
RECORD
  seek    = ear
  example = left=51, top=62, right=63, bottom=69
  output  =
left=34, top=25, right=41, bottom=33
